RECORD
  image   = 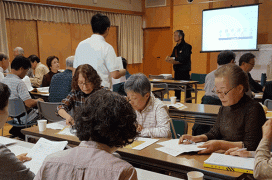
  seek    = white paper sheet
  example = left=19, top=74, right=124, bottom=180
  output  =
left=156, top=139, right=205, bottom=156
left=24, top=138, right=68, bottom=174
left=36, top=87, right=49, bottom=93
left=22, top=76, right=34, bottom=91
left=136, top=168, right=183, bottom=180
left=204, top=153, right=255, bottom=170
left=46, top=120, right=66, bottom=130
left=8, top=145, right=30, bottom=156
left=132, top=137, right=159, bottom=150
left=57, top=126, right=76, bottom=136
left=166, top=103, right=187, bottom=110
left=0, top=136, right=18, bottom=145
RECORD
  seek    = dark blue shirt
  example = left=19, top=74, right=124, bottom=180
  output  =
left=49, top=69, right=73, bottom=102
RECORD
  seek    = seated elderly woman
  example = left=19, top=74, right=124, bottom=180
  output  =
left=42, top=56, right=60, bottom=87
left=225, top=119, right=272, bottom=179
left=34, top=90, right=138, bottom=179
left=57, top=64, right=102, bottom=125
left=0, top=82, right=34, bottom=179
left=124, top=73, right=171, bottom=138
left=179, top=64, right=266, bottom=153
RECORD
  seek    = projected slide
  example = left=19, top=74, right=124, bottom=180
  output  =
left=202, top=5, right=258, bottom=52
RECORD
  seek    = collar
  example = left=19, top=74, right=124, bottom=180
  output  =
left=91, top=34, right=105, bottom=42
left=6, top=73, right=21, bottom=80
left=138, top=93, right=155, bottom=113
left=229, top=94, right=248, bottom=110
left=79, top=141, right=113, bottom=153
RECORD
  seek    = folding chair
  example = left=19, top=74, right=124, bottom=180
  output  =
left=264, top=99, right=272, bottom=111
left=152, top=83, right=170, bottom=100
left=170, top=119, right=188, bottom=139
left=37, top=101, right=65, bottom=122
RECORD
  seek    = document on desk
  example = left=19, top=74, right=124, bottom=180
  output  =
left=24, top=137, right=68, bottom=174
left=124, top=138, right=159, bottom=150
left=204, top=153, right=254, bottom=171
left=46, top=120, right=66, bottom=130
left=0, top=136, right=18, bottom=145
left=156, top=139, right=205, bottom=156
left=166, top=103, right=187, bottom=110
left=57, top=126, right=76, bottom=136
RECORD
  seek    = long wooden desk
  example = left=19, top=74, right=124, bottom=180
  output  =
left=21, top=126, right=250, bottom=180
left=165, top=102, right=221, bottom=126
left=149, top=79, right=199, bottom=103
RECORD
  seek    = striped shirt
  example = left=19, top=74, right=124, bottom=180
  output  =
left=136, top=93, right=171, bottom=138
left=1, top=74, right=31, bottom=101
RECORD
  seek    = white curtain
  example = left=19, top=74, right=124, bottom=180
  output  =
left=3, top=1, right=143, bottom=63
left=0, top=0, right=8, bottom=55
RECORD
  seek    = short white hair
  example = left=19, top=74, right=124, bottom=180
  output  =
left=66, top=56, right=74, bottom=68
left=13, top=47, right=24, bottom=56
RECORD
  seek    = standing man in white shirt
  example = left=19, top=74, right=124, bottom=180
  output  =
left=74, top=13, right=126, bottom=89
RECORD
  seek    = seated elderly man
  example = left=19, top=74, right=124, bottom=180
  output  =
left=49, top=56, right=74, bottom=102
left=1, top=56, right=44, bottom=139
left=124, top=73, right=171, bottom=138
left=0, top=53, right=9, bottom=80
left=29, top=55, right=49, bottom=87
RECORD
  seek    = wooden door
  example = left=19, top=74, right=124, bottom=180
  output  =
left=143, top=28, right=173, bottom=76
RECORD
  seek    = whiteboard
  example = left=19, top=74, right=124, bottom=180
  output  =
left=234, top=44, right=272, bottom=80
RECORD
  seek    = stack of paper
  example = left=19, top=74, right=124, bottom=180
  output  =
left=204, top=153, right=254, bottom=173
left=167, top=103, right=187, bottom=110
left=57, top=126, right=76, bottom=136
left=156, top=139, right=205, bottom=156
left=0, top=136, right=18, bottom=145
left=24, top=138, right=68, bottom=174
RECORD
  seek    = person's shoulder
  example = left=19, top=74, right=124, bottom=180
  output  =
left=43, top=147, right=74, bottom=164
left=184, top=42, right=192, bottom=48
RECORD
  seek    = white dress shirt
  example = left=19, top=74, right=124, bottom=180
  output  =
left=74, top=34, right=123, bottom=89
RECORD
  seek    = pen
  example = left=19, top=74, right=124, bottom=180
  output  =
left=237, top=148, right=247, bottom=151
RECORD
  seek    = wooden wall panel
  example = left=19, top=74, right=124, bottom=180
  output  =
left=105, top=26, right=118, bottom=55
left=143, top=28, right=172, bottom=76
left=70, top=24, right=93, bottom=55
left=6, top=20, right=39, bottom=60
left=127, top=63, right=143, bottom=75
left=37, top=21, right=72, bottom=69
left=145, top=7, right=171, bottom=28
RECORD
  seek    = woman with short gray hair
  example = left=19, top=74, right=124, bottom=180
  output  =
left=179, top=64, right=266, bottom=153
left=124, top=73, right=171, bottom=138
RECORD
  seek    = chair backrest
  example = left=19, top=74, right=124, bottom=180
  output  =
left=170, top=119, right=188, bottom=139
left=264, top=99, right=272, bottom=110
left=37, top=101, right=64, bottom=122
left=8, top=98, right=27, bottom=118
left=149, top=75, right=165, bottom=79
left=191, top=73, right=207, bottom=84
left=152, top=83, right=169, bottom=100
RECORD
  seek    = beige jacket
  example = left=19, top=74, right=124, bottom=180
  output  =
left=30, top=63, right=49, bottom=87
left=254, top=138, right=272, bottom=179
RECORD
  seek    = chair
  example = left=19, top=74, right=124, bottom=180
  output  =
left=152, top=83, right=170, bottom=100
left=264, top=99, right=272, bottom=111
left=7, top=98, right=37, bottom=128
left=191, top=73, right=207, bottom=91
left=37, top=101, right=65, bottom=122
left=170, top=119, right=188, bottom=139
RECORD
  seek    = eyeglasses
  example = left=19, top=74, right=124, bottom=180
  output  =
left=247, top=62, right=255, bottom=66
left=212, top=86, right=236, bottom=97
left=78, top=82, right=92, bottom=86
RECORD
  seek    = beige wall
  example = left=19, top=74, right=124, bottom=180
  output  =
left=47, top=0, right=142, bottom=12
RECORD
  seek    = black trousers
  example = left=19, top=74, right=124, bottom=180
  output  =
left=174, top=70, right=191, bottom=103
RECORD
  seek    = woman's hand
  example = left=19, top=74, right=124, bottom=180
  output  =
left=137, top=124, right=143, bottom=132
left=66, top=116, right=74, bottom=126
left=225, top=147, right=251, bottom=158
left=178, top=134, right=208, bottom=144
left=16, top=153, right=32, bottom=162
left=197, top=140, right=222, bottom=154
